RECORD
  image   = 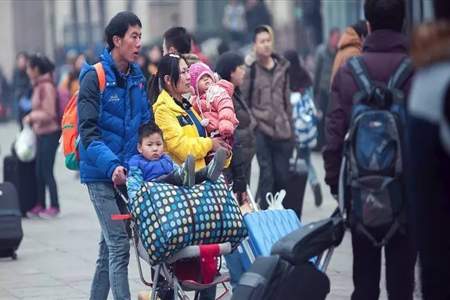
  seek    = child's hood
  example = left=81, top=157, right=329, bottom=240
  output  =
left=215, top=79, right=234, bottom=97
left=189, top=62, right=214, bottom=95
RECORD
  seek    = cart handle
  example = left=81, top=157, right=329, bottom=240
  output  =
left=111, top=213, right=132, bottom=220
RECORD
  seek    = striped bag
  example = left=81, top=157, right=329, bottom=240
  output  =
left=290, top=87, right=318, bottom=149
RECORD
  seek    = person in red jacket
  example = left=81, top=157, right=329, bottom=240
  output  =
left=323, top=0, right=416, bottom=299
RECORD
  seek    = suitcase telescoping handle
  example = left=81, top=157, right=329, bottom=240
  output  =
left=246, top=185, right=259, bottom=212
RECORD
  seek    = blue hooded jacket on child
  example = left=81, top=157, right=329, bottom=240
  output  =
left=128, top=154, right=175, bottom=182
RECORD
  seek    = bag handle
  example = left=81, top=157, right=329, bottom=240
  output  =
left=388, top=57, right=413, bottom=90
left=348, top=56, right=372, bottom=96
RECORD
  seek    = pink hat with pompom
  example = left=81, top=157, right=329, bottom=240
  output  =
left=189, top=62, right=215, bottom=95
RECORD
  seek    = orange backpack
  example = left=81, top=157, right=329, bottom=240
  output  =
left=61, top=63, right=106, bottom=170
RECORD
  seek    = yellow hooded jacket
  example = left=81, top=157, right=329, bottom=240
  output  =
left=153, top=89, right=231, bottom=171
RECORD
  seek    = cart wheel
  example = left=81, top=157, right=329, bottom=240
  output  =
left=11, top=252, right=17, bottom=260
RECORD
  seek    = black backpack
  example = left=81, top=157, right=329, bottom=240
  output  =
left=339, top=56, right=413, bottom=247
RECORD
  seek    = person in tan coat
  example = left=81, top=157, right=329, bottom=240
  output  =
left=330, top=20, right=369, bottom=85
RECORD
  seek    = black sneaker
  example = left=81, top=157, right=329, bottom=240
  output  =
left=182, top=155, right=195, bottom=187
left=206, top=148, right=227, bottom=182
left=313, top=183, right=323, bottom=207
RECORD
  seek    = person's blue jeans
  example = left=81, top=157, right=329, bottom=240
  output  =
left=86, top=182, right=131, bottom=300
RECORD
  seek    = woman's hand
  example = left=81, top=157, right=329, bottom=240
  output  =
left=22, top=114, right=31, bottom=125
left=211, top=137, right=232, bottom=157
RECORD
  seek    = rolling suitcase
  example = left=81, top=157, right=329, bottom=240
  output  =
left=283, top=153, right=308, bottom=219
left=3, top=154, right=38, bottom=216
left=0, top=182, right=23, bottom=259
left=236, top=188, right=302, bottom=270
left=232, top=210, right=345, bottom=300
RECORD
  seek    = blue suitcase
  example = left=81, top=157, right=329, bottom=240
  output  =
left=237, top=209, right=302, bottom=270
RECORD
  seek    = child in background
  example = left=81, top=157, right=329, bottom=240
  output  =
left=189, top=62, right=239, bottom=147
left=128, top=122, right=226, bottom=187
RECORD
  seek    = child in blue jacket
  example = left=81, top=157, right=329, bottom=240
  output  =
left=128, top=122, right=226, bottom=187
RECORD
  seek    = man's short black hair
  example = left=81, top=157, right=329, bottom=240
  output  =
left=138, top=122, right=163, bottom=144
left=163, top=27, right=191, bottom=54
left=364, top=0, right=405, bottom=32
left=253, top=25, right=271, bottom=42
left=105, top=11, right=142, bottom=50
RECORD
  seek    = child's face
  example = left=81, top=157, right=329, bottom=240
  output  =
left=138, top=133, right=164, bottom=161
left=197, top=74, right=214, bottom=95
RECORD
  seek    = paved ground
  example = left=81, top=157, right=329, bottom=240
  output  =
left=0, top=121, right=420, bottom=299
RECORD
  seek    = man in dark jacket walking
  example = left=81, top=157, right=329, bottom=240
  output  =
left=323, top=0, right=416, bottom=299
left=241, top=25, right=293, bottom=209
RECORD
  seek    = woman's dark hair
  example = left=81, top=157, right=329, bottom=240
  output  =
left=105, top=11, right=142, bottom=50
left=283, top=49, right=312, bottom=91
left=364, top=0, right=405, bottom=32
left=28, top=53, right=55, bottom=75
left=16, top=51, right=28, bottom=61
left=215, top=52, right=244, bottom=82
left=351, top=20, right=369, bottom=39
left=148, top=54, right=186, bottom=104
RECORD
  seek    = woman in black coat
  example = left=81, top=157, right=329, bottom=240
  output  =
left=216, top=51, right=256, bottom=206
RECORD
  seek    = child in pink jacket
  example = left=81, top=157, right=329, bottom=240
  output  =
left=189, top=62, right=239, bottom=147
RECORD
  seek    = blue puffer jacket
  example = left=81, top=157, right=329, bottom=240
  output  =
left=77, top=48, right=151, bottom=183
left=128, top=154, right=175, bottom=182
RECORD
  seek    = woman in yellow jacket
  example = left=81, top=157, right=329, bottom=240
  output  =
left=149, top=54, right=231, bottom=172
left=148, top=53, right=231, bottom=300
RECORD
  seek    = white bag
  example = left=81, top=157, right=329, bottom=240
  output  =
left=266, top=189, right=286, bottom=210
left=15, top=124, right=37, bottom=162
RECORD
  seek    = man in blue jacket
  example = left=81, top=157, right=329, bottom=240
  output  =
left=77, top=12, right=150, bottom=300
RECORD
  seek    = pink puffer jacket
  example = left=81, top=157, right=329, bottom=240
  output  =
left=192, top=79, right=239, bottom=137
left=28, top=73, right=60, bottom=135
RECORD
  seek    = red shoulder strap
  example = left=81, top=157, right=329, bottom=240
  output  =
left=93, top=63, right=106, bottom=92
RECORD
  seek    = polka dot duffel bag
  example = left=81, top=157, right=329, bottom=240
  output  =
left=126, top=167, right=248, bottom=265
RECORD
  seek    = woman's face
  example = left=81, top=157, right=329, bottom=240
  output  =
left=230, top=64, right=246, bottom=87
left=17, top=55, right=27, bottom=71
left=74, top=55, right=85, bottom=72
left=26, top=64, right=39, bottom=80
left=172, top=59, right=191, bottom=95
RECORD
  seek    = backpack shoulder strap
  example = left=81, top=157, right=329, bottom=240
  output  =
left=348, top=56, right=372, bottom=95
left=247, top=62, right=256, bottom=108
left=93, top=63, right=106, bottom=92
left=388, top=57, right=413, bottom=89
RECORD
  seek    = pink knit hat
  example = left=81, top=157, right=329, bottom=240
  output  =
left=189, top=62, right=215, bottom=95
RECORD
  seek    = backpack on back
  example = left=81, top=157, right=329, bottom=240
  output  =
left=340, top=56, right=413, bottom=247
left=60, top=63, right=105, bottom=170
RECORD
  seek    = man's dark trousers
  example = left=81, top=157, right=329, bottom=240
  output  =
left=255, top=130, right=293, bottom=209
left=351, top=228, right=416, bottom=300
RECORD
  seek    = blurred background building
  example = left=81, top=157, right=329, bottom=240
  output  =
left=0, top=0, right=435, bottom=80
